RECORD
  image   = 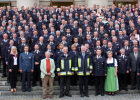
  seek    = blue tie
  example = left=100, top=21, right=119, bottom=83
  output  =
left=82, top=53, right=85, bottom=59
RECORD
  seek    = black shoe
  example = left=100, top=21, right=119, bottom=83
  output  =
left=65, top=93, right=72, bottom=97
left=40, top=82, right=42, bottom=87
left=59, top=94, right=64, bottom=98
left=32, top=84, right=36, bottom=87
left=131, top=87, right=136, bottom=90
left=7, top=80, right=10, bottom=83
left=81, top=93, right=84, bottom=97
left=22, top=89, right=26, bottom=92
left=101, top=93, right=104, bottom=96
left=95, top=93, right=99, bottom=96
left=85, top=94, right=89, bottom=97
left=2, top=75, right=6, bottom=78
left=124, top=88, right=128, bottom=91
left=28, top=89, right=31, bottom=92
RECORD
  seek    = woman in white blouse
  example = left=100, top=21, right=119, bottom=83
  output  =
left=105, top=51, right=118, bottom=95
left=133, top=29, right=140, bottom=41
left=8, top=46, right=18, bottom=93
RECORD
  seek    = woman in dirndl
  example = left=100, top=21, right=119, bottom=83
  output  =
left=105, top=51, right=118, bottom=95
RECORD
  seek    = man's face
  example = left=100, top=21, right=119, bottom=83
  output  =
left=81, top=47, right=86, bottom=53
left=24, top=47, right=29, bottom=52
left=96, top=50, right=101, bottom=56
left=133, top=48, right=138, bottom=53
left=34, top=45, right=39, bottom=50
left=45, top=52, right=50, bottom=58
left=63, top=47, right=68, bottom=54
left=120, top=49, right=125, bottom=55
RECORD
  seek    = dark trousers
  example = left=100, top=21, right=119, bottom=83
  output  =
left=9, top=66, right=18, bottom=89
left=32, top=66, right=41, bottom=85
left=131, top=71, right=140, bottom=89
left=22, top=71, right=31, bottom=90
left=79, top=76, right=88, bottom=94
left=88, top=75, right=93, bottom=85
left=95, top=76, right=105, bottom=94
left=118, top=73, right=127, bottom=89
left=1, top=58, right=6, bottom=76
left=60, top=76, right=70, bottom=95
left=7, top=65, right=10, bottom=81
left=71, top=74, right=77, bottom=86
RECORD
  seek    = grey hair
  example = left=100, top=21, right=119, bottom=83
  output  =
left=49, top=35, right=54, bottom=39
left=120, top=48, right=125, bottom=52
left=45, top=51, right=50, bottom=55
left=74, top=21, right=78, bottom=24
left=63, top=46, right=68, bottom=50
left=81, top=45, right=86, bottom=50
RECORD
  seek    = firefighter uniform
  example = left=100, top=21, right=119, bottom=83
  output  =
left=57, top=54, right=74, bottom=97
left=75, top=52, right=93, bottom=97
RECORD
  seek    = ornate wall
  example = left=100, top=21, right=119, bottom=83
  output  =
left=9, top=0, right=140, bottom=9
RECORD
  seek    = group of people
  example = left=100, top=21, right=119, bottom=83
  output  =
left=0, top=2, right=140, bottom=99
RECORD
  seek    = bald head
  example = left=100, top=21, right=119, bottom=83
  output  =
left=45, top=51, right=50, bottom=59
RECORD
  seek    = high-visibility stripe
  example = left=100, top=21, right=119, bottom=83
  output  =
left=57, top=68, right=60, bottom=71
left=86, top=71, right=90, bottom=75
left=60, top=72, right=66, bottom=75
left=67, top=71, right=72, bottom=75
left=78, top=58, right=81, bottom=67
left=61, top=59, right=64, bottom=69
left=69, top=59, right=71, bottom=69
left=75, top=67, right=78, bottom=71
left=87, top=58, right=90, bottom=67
left=90, top=65, right=93, bottom=69
left=72, top=67, right=75, bottom=71
left=77, top=72, right=84, bottom=75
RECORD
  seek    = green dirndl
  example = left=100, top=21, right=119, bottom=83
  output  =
left=105, top=59, right=118, bottom=92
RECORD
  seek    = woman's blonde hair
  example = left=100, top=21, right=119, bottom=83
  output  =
left=71, top=44, right=76, bottom=49
left=10, top=46, right=17, bottom=54
left=107, top=51, right=113, bottom=56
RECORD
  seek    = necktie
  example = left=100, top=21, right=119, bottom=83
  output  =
left=135, top=53, right=137, bottom=61
left=36, top=50, right=38, bottom=54
left=82, top=53, right=85, bottom=59
left=65, top=54, right=67, bottom=58
left=122, top=55, right=124, bottom=59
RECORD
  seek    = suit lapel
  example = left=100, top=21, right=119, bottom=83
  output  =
left=44, top=59, right=46, bottom=71
left=132, top=52, right=136, bottom=61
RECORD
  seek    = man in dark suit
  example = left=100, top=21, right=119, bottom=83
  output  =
left=32, top=44, right=43, bottom=87
left=117, top=48, right=129, bottom=91
left=18, top=38, right=28, bottom=55
left=0, top=33, right=9, bottom=77
left=19, top=45, right=34, bottom=92
left=92, top=49, right=107, bottom=96
left=129, top=47, right=140, bottom=90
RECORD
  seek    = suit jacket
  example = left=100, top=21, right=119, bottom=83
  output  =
left=129, top=52, right=138, bottom=72
left=40, top=58, right=55, bottom=79
left=19, top=52, right=34, bottom=72
left=8, top=54, right=19, bottom=69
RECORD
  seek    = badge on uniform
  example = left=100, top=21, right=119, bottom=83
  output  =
left=29, top=57, right=31, bottom=59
